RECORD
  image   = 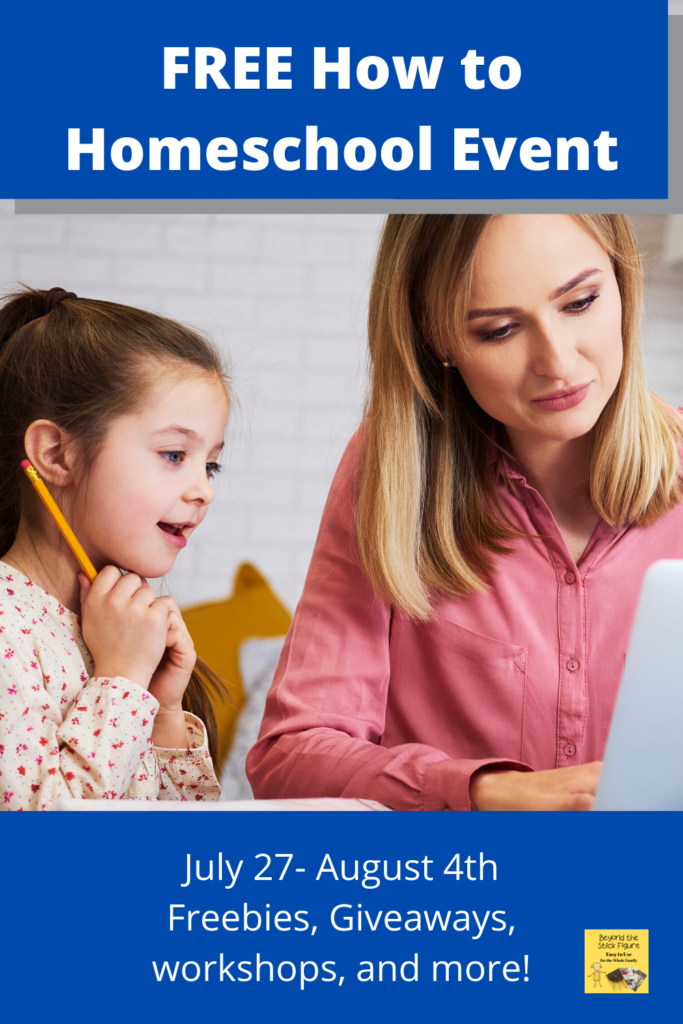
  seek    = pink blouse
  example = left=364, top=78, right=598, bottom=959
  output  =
left=247, top=427, right=683, bottom=810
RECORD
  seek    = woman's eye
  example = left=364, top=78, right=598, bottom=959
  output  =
left=162, top=451, right=185, bottom=465
left=206, top=462, right=222, bottom=479
left=481, top=323, right=516, bottom=343
left=563, top=293, right=599, bottom=314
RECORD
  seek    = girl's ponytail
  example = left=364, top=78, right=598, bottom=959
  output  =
left=184, top=664, right=227, bottom=765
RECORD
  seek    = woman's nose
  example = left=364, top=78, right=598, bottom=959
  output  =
left=531, top=322, right=579, bottom=381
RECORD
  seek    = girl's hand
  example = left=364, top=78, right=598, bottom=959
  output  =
left=469, top=762, right=602, bottom=811
left=79, top=568, right=170, bottom=690
left=148, top=597, right=197, bottom=749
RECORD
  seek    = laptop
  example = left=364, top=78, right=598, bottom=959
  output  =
left=593, top=559, right=683, bottom=810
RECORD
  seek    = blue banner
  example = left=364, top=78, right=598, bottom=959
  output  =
left=0, top=0, right=668, bottom=199
left=2, top=811, right=679, bottom=1020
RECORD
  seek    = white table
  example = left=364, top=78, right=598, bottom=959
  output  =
left=52, top=797, right=391, bottom=811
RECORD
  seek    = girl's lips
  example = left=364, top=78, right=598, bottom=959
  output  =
left=157, top=522, right=192, bottom=548
left=531, top=382, right=592, bottom=412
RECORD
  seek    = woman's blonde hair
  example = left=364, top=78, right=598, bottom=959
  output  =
left=356, top=214, right=683, bottom=620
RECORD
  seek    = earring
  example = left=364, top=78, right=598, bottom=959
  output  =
left=442, top=360, right=450, bottom=367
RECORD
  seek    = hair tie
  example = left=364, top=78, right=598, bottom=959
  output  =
left=44, top=287, right=77, bottom=314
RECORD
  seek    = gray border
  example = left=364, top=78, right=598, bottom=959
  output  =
left=15, top=17, right=682, bottom=215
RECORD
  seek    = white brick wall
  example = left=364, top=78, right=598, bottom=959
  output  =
left=0, top=202, right=382, bottom=611
left=635, top=215, right=683, bottom=409
left=1, top=206, right=682, bottom=612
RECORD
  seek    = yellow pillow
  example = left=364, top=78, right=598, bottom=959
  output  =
left=181, top=563, right=292, bottom=775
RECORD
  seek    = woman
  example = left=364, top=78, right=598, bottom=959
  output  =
left=247, top=214, right=683, bottom=810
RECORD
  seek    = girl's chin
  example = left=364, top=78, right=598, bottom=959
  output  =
left=90, top=531, right=185, bottom=578
left=95, top=552, right=179, bottom=580
left=129, top=561, right=178, bottom=580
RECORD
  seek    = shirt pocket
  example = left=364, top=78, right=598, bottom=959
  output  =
left=387, top=615, right=529, bottom=763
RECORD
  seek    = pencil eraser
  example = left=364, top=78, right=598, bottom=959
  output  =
left=20, top=459, right=31, bottom=469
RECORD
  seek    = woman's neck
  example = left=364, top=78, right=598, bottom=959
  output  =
left=504, top=429, right=601, bottom=564
left=2, top=519, right=82, bottom=613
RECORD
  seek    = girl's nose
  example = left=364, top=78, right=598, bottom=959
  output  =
left=184, top=473, right=216, bottom=506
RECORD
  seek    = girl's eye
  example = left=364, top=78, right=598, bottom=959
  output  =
left=206, top=462, right=222, bottom=480
left=563, top=293, right=599, bottom=314
left=162, top=451, right=185, bottom=465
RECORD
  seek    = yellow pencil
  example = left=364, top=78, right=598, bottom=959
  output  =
left=21, top=459, right=97, bottom=582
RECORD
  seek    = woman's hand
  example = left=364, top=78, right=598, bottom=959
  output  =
left=470, top=762, right=602, bottom=811
left=147, top=597, right=197, bottom=749
left=79, top=568, right=170, bottom=690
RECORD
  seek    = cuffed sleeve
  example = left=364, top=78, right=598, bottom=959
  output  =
left=154, top=712, right=221, bottom=802
left=423, top=758, right=534, bottom=811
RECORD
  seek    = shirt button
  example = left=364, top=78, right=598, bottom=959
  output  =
left=566, top=658, right=580, bottom=672
left=564, top=570, right=576, bottom=584
left=564, top=743, right=576, bottom=756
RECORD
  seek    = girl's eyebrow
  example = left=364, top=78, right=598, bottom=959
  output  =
left=152, top=425, right=225, bottom=450
left=152, top=425, right=200, bottom=439
left=467, top=267, right=604, bottom=321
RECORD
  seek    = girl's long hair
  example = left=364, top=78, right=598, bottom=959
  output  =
left=356, top=214, right=683, bottom=620
left=0, top=286, right=229, bottom=761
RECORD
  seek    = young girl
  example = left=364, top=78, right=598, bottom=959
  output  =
left=247, top=214, right=683, bottom=811
left=0, top=286, right=229, bottom=810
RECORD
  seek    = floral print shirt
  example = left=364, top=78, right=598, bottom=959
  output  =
left=0, top=562, right=221, bottom=810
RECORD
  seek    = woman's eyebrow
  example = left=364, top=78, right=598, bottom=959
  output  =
left=467, top=305, right=522, bottom=321
left=467, top=267, right=604, bottom=320
left=549, top=267, right=602, bottom=300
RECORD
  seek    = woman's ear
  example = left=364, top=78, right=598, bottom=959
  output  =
left=24, top=420, right=76, bottom=487
left=421, top=320, right=455, bottom=368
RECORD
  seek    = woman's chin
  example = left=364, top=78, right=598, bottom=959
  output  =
left=523, top=408, right=603, bottom=443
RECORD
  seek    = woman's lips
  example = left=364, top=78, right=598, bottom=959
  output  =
left=531, top=382, right=592, bottom=412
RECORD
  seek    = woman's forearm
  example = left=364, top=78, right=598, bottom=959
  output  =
left=248, top=726, right=531, bottom=810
